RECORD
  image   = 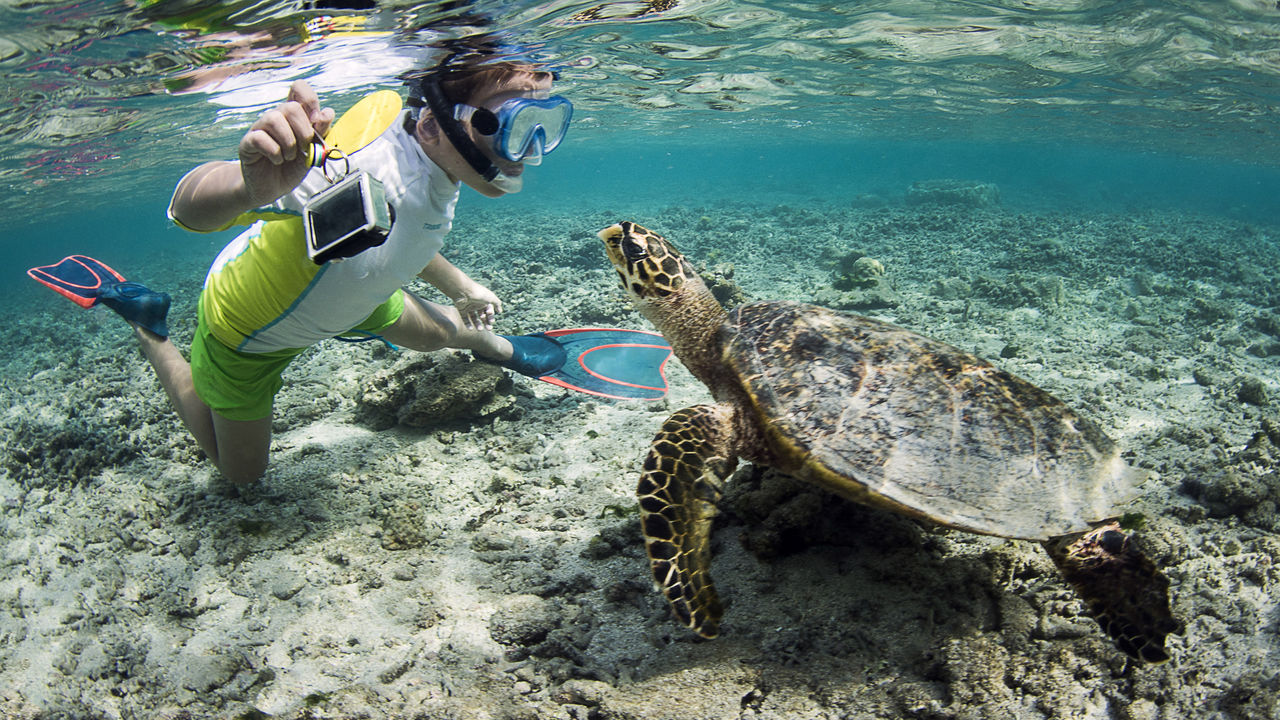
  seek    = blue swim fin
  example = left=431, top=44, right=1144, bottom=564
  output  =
left=537, top=328, right=672, bottom=401
left=26, top=255, right=125, bottom=308
left=27, top=255, right=171, bottom=338
left=483, top=328, right=672, bottom=400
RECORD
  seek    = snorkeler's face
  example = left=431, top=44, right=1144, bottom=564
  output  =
left=420, top=73, right=554, bottom=197
left=409, top=73, right=550, bottom=196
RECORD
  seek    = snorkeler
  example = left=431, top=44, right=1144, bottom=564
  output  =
left=34, top=59, right=578, bottom=484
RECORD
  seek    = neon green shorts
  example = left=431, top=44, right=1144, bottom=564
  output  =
left=190, top=290, right=405, bottom=421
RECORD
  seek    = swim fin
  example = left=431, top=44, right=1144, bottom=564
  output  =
left=27, top=254, right=125, bottom=308
left=27, top=255, right=171, bottom=338
left=498, top=328, right=673, bottom=401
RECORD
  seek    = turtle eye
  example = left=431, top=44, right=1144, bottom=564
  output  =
left=622, top=236, right=648, bottom=261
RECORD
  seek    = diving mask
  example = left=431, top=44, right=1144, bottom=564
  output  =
left=455, top=96, right=573, bottom=163
left=414, top=75, right=570, bottom=187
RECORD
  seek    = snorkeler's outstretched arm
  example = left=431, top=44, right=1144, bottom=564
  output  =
left=417, top=254, right=503, bottom=331
left=169, top=80, right=334, bottom=232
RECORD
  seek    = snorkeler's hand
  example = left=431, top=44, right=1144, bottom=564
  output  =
left=452, top=284, right=503, bottom=332
left=237, top=80, right=335, bottom=205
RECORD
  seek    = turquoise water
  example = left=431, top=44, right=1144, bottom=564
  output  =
left=1, top=0, right=1279, bottom=295
left=7, top=135, right=1277, bottom=311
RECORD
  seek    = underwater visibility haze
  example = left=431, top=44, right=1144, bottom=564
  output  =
left=1, top=1, right=1280, bottom=718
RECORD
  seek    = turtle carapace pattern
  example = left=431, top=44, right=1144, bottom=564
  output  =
left=598, top=221, right=1178, bottom=664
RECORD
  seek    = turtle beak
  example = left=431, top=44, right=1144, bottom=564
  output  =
left=597, top=224, right=624, bottom=267
left=597, top=224, right=624, bottom=244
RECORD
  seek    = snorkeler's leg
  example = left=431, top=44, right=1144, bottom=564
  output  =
left=381, top=292, right=512, bottom=359
left=132, top=326, right=270, bottom=483
left=209, top=412, right=271, bottom=484
left=133, top=326, right=218, bottom=455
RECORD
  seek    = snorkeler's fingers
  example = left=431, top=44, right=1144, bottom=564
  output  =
left=239, top=128, right=284, bottom=166
left=459, top=302, right=496, bottom=331
left=286, top=80, right=334, bottom=138
left=277, top=102, right=319, bottom=161
left=242, top=107, right=310, bottom=164
left=312, top=106, right=334, bottom=138
left=287, top=80, right=321, bottom=116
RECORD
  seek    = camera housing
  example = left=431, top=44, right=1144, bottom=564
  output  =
left=303, top=171, right=393, bottom=264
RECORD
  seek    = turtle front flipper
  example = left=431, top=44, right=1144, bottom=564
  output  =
left=639, top=404, right=738, bottom=638
left=1042, top=522, right=1180, bottom=663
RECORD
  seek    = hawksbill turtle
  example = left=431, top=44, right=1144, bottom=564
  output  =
left=597, top=221, right=1178, bottom=663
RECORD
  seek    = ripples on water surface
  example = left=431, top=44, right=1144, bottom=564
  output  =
left=1, top=0, right=1278, bottom=223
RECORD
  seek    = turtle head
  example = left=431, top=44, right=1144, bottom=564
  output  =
left=598, top=222, right=727, bottom=383
left=598, top=222, right=702, bottom=303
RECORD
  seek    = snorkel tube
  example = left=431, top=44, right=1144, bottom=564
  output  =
left=412, top=75, right=502, bottom=183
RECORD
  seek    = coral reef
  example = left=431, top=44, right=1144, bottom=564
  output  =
left=2, top=417, right=137, bottom=488
left=355, top=352, right=516, bottom=430
left=815, top=252, right=899, bottom=310
left=1183, top=419, right=1280, bottom=531
left=702, top=262, right=747, bottom=308
left=379, top=501, right=435, bottom=550
left=833, top=254, right=886, bottom=290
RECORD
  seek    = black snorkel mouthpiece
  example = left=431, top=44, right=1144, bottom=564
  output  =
left=415, top=75, right=500, bottom=182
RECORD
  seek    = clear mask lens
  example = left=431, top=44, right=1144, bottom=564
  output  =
left=518, top=137, right=545, bottom=166
left=495, top=97, right=572, bottom=161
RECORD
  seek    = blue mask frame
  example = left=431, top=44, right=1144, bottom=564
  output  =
left=480, top=96, right=573, bottom=162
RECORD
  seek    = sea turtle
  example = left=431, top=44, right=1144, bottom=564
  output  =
left=597, top=221, right=1178, bottom=663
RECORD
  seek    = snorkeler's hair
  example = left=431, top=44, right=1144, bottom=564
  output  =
left=407, top=61, right=553, bottom=109
left=405, top=32, right=554, bottom=108
left=436, top=62, right=553, bottom=105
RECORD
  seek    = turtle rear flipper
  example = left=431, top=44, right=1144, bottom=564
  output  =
left=639, top=404, right=738, bottom=637
left=1043, top=522, right=1180, bottom=663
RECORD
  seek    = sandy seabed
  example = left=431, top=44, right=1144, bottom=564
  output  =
left=1, top=196, right=1278, bottom=719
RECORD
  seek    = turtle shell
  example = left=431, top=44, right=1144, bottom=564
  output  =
left=721, top=301, right=1141, bottom=540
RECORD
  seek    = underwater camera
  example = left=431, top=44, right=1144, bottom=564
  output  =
left=303, top=171, right=393, bottom=264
